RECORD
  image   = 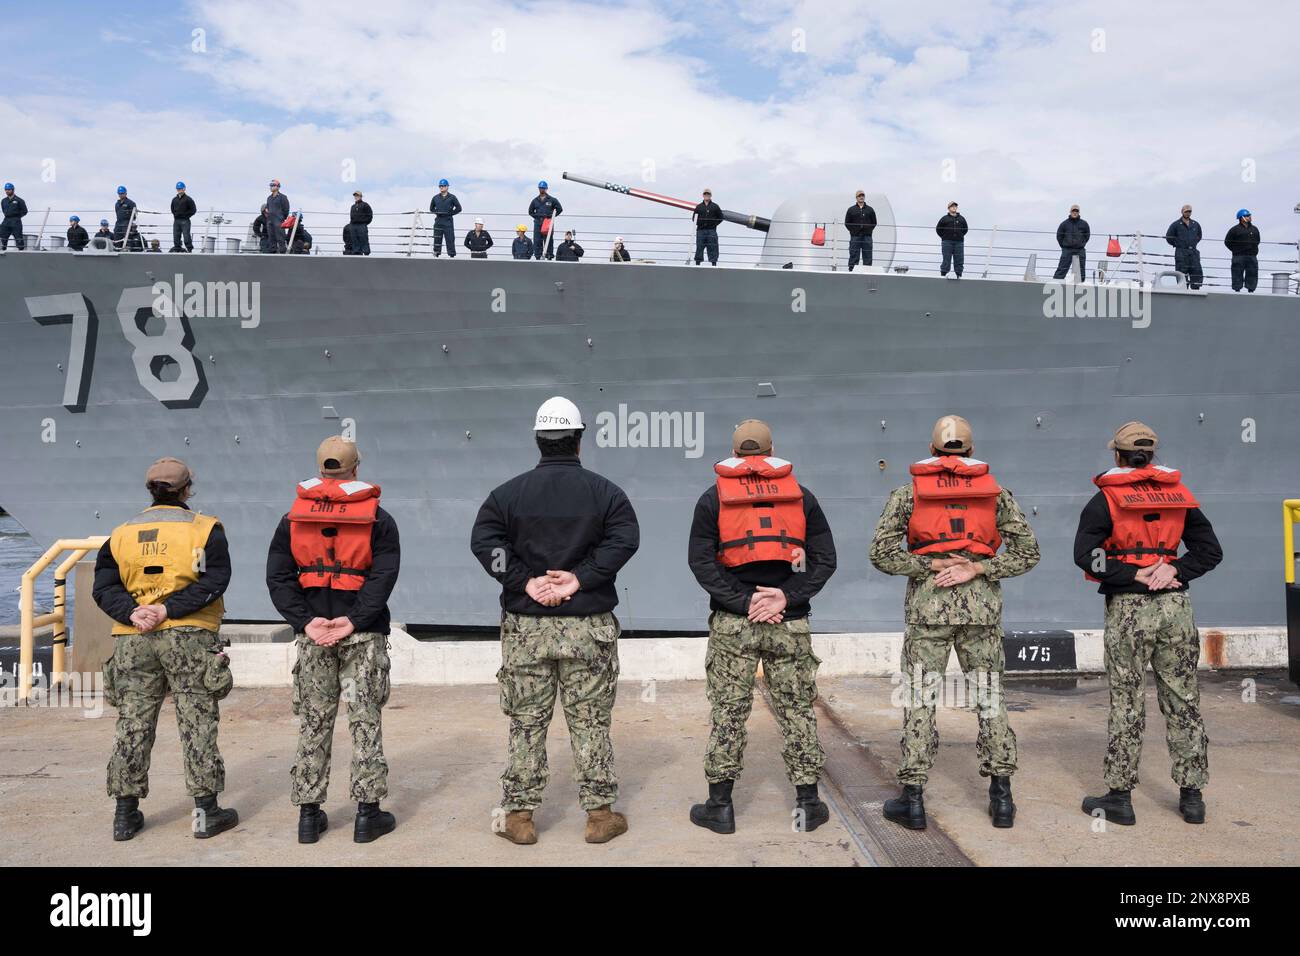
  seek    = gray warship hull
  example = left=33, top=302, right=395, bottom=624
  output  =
left=1, top=250, right=1295, bottom=631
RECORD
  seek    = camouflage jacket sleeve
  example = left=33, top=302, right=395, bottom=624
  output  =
left=869, top=486, right=931, bottom=578
left=982, top=489, right=1040, bottom=581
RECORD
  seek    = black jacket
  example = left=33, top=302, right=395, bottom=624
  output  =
left=350, top=200, right=373, bottom=225
left=92, top=508, right=232, bottom=626
left=470, top=456, right=639, bottom=617
left=290, top=226, right=313, bottom=254
left=1224, top=222, right=1260, bottom=256
left=688, top=482, right=836, bottom=620
left=464, top=228, right=494, bottom=254
left=556, top=239, right=584, bottom=261
left=1073, top=490, right=1222, bottom=595
left=936, top=212, right=968, bottom=241
left=693, top=200, right=723, bottom=230
left=252, top=214, right=267, bottom=238
left=171, top=194, right=196, bottom=220
left=1056, top=216, right=1090, bottom=249
left=1, top=194, right=27, bottom=219
left=266, top=506, right=401, bottom=634
left=114, top=196, right=136, bottom=224
left=844, top=202, right=877, bottom=236
left=265, top=192, right=290, bottom=225
left=67, top=224, right=90, bottom=250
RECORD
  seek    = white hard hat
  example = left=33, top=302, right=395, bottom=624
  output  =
left=534, top=395, right=583, bottom=432
left=474, top=217, right=484, bottom=225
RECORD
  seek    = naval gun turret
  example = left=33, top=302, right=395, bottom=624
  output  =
left=562, top=171, right=895, bottom=271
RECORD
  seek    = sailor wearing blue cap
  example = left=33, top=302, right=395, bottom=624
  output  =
left=1224, top=209, right=1260, bottom=293
left=0, top=182, right=26, bottom=250
left=171, top=181, right=196, bottom=252
left=112, top=186, right=136, bottom=246
left=528, top=180, right=562, bottom=260
left=67, top=215, right=90, bottom=251
left=429, top=178, right=462, bottom=257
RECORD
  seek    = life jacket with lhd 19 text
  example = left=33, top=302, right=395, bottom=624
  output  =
left=714, top=456, right=806, bottom=567
left=907, top=456, right=1002, bottom=556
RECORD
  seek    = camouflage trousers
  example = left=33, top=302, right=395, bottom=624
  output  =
left=105, top=626, right=226, bottom=799
left=704, top=611, right=825, bottom=786
left=497, top=611, right=620, bottom=811
left=290, top=632, right=391, bottom=804
left=1102, top=591, right=1208, bottom=790
left=897, top=624, right=1017, bottom=786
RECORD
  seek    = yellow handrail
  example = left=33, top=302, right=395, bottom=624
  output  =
left=1285, top=500, right=1300, bottom=585
left=18, top=537, right=107, bottom=702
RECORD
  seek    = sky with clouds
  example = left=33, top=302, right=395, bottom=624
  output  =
left=4, top=0, right=1298, bottom=244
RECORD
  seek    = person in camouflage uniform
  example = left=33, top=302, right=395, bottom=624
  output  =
left=1073, top=421, right=1221, bottom=826
left=870, top=415, right=1039, bottom=830
left=92, top=457, right=239, bottom=841
left=470, top=397, right=639, bottom=845
left=266, top=437, right=401, bottom=844
left=686, top=420, right=837, bottom=835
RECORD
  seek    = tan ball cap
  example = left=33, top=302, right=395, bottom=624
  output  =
left=732, top=419, right=772, bottom=456
left=1108, top=421, right=1158, bottom=451
left=931, top=415, right=972, bottom=454
left=317, top=436, right=361, bottom=477
left=145, top=457, right=192, bottom=490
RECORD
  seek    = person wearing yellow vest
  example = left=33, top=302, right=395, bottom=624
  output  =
left=92, top=457, right=238, bottom=842
left=870, top=415, right=1040, bottom=830
left=1073, top=422, right=1222, bottom=826
left=266, top=436, right=401, bottom=845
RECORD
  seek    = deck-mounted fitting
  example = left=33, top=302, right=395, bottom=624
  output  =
left=1032, top=506, right=1039, bottom=515
left=880, top=420, right=887, bottom=430
left=234, top=435, right=240, bottom=444
left=324, top=349, right=332, bottom=360
left=1035, top=416, right=1042, bottom=427
left=441, top=344, right=449, bottom=353
left=877, top=459, right=887, bottom=471
left=587, top=337, right=593, bottom=348
left=757, top=382, right=777, bottom=398
left=924, top=311, right=932, bottom=317
left=554, top=281, right=564, bottom=292
left=94, top=511, right=100, bottom=519
left=1198, top=413, right=1205, bottom=423
left=184, top=436, right=190, bottom=445
left=208, top=354, right=215, bottom=363
left=57, top=363, right=63, bottom=372
left=321, top=406, right=338, bottom=419
left=74, top=440, right=81, bottom=447
left=465, top=431, right=472, bottom=440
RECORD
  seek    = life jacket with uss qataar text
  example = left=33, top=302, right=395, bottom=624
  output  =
left=714, top=456, right=806, bottom=567
left=907, top=456, right=1002, bottom=556
left=1086, top=464, right=1197, bottom=581
left=288, top=477, right=380, bottom=591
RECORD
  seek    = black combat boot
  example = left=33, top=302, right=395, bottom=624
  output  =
left=1081, top=788, right=1136, bottom=826
left=883, top=784, right=927, bottom=830
left=112, top=797, right=144, bottom=842
left=988, top=775, right=1016, bottom=828
left=298, top=803, right=329, bottom=844
left=1179, top=787, right=1205, bottom=824
left=353, top=802, right=396, bottom=843
left=689, top=780, right=736, bottom=834
left=794, top=783, right=831, bottom=832
left=193, top=794, right=239, bottom=839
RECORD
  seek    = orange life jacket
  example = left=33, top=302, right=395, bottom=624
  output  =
left=1088, top=465, right=1197, bottom=579
left=287, top=477, right=381, bottom=591
left=714, top=456, right=806, bottom=567
left=907, top=456, right=1002, bottom=556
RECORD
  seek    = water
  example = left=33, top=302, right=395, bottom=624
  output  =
left=0, top=514, right=44, bottom=624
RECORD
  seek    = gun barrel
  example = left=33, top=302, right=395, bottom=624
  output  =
left=561, top=172, right=770, bottom=233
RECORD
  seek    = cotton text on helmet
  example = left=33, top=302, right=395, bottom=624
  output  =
left=534, top=396, right=583, bottom=436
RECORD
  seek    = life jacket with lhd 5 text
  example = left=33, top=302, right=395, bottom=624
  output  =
left=907, top=456, right=1002, bottom=556
left=288, top=477, right=380, bottom=590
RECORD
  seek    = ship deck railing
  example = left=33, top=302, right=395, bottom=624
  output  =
left=15, top=207, right=1299, bottom=295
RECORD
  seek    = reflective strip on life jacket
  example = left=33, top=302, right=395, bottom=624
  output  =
left=288, top=477, right=381, bottom=591
left=906, top=457, right=1002, bottom=556
left=713, top=456, right=807, bottom=567
left=1090, top=465, right=1197, bottom=578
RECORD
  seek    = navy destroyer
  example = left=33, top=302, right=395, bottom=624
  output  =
left=0, top=176, right=1296, bottom=631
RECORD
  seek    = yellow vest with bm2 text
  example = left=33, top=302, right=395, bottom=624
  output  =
left=107, top=506, right=225, bottom=636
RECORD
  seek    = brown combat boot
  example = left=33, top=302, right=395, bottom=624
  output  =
left=497, top=810, right=538, bottom=845
left=584, top=806, right=628, bottom=844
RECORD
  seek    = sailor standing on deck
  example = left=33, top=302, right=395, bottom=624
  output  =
left=470, top=397, right=639, bottom=845
left=266, top=437, right=400, bottom=844
left=344, top=190, right=372, bottom=255
left=464, top=217, right=493, bottom=258
left=94, top=219, right=112, bottom=248
left=92, top=457, right=239, bottom=842
left=686, top=419, right=837, bottom=835
left=692, top=188, right=722, bottom=265
left=171, top=182, right=196, bottom=252
left=528, top=180, right=562, bottom=260
left=0, top=183, right=27, bottom=249
left=870, top=415, right=1040, bottom=830
left=936, top=201, right=967, bottom=277
left=265, top=179, right=289, bottom=253
left=1224, top=209, right=1260, bottom=293
left=844, top=190, right=877, bottom=270
left=429, top=178, right=461, bottom=257
left=511, top=223, right=534, bottom=260
left=112, top=186, right=136, bottom=248
left=66, top=216, right=89, bottom=251
left=1053, top=203, right=1090, bottom=280
left=1074, top=422, right=1222, bottom=826
left=1165, top=204, right=1203, bottom=289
